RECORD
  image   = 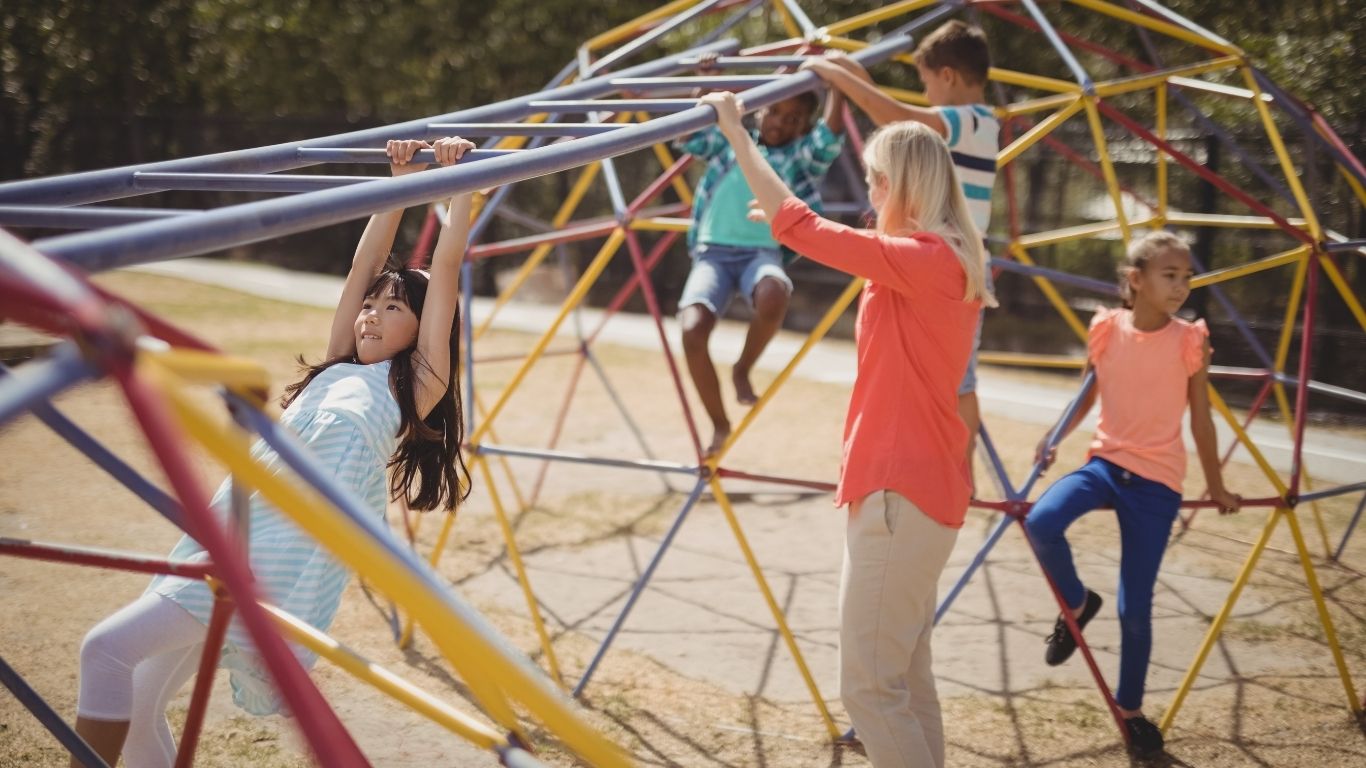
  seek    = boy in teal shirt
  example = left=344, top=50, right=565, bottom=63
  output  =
left=676, top=83, right=845, bottom=457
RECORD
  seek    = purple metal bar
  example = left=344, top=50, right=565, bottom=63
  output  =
left=0, top=206, right=197, bottom=229
left=527, top=98, right=699, bottom=113
left=1251, top=69, right=1366, bottom=190
left=426, top=122, right=626, bottom=137
left=991, top=257, right=1119, bottom=295
left=610, top=75, right=779, bottom=89
left=476, top=443, right=697, bottom=475
left=1018, top=0, right=1095, bottom=94
left=1299, top=481, right=1366, bottom=504
left=776, top=0, right=818, bottom=37
left=0, top=40, right=741, bottom=207
left=295, top=148, right=519, bottom=164
left=33, top=34, right=912, bottom=271
left=0, top=343, right=96, bottom=429
left=1332, top=493, right=1365, bottom=561
left=1325, top=240, right=1366, bottom=253
left=0, top=655, right=111, bottom=768
left=678, top=55, right=808, bottom=67
left=588, top=0, right=724, bottom=75
left=133, top=171, right=375, bottom=193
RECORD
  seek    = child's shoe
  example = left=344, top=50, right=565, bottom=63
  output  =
left=1124, top=715, right=1165, bottom=759
left=1044, top=589, right=1102, bottom=666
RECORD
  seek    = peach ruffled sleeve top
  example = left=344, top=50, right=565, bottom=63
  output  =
left=1088, top=307, right=1209, bottom=494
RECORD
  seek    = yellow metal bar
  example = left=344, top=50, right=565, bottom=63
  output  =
left=1009, top=244, right=1090, bottom=341
left=880, top=85, right=931, bottom=107
left=148, top=362, right=633, bottom=766
left=998, top=98, right=1084, bottom=167
left=1163, top=211, right=1308, bottom=230
left=470, top=228, right=627, bottom=446
left=473, top=162, right=602, bottom=342
left=708, top=478, right=840, bottom=738
left=1083, top=96, right=1131, bottom=243
left=823, top=0, right=937, bottom=37
left=988, top=67, right=1084, bottom=94
left=1190, top=245, right=1307, bottom=289
left=638, top=112, right=693, bottom=204
left=1067, top=0, right=1242, bottom=56
left=771, top=0, right=803, bottom=39
left=266, top=604, right=506, bottom=749
left=1156, top=82, right=1168, bottom=225
left=1319, top=254, right=1366, bottom=334
left=977, top=351, right=1085, bottom=369
left=144, top=349, right=269, bottom=392
left=1240, top=67, right=1323, bottom=241
left=1160, top=506, right=1281, bottom=732
left=629, top=217, right=692, bottom=232
left=476, top=456, right=565, bottom=687
left=709, top=277, right=864, bottom=468
left=1016, top=220, right=1126, bottom=249
left=1209, top=386, right=1287, bottom=496
left=1334, top=161, right=1366, bottom=208
left=1002, top=92, right=1086, bottom=118
left=1093, top=56, right=1241, bottom=98
left=1274, top=256, right=1308, bottom=372
left=475, top=391, right=528, bottom=510
left=1283, top=505, right=1363, bottom=714
left=586, top=0, right=700, bottom=51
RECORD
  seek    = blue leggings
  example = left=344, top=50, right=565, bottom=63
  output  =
left=1024, top=457, right=1181, bottom=710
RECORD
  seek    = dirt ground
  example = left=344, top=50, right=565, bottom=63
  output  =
left=2, top=271, right=1364, bottom=767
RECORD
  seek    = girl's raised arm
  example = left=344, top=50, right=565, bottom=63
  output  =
left=326, top=139, right=432, bottom=360
left=1188, top=338, right=1241, bottom=514
left=413, top=137, right=476, bottom=419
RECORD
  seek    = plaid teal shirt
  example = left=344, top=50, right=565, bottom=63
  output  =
left=675, top=119, right=844, bottom=260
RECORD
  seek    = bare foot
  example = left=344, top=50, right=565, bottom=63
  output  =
left=704, top=424, right=731, bottom=460
left=732, top=366, right=758, bottom=406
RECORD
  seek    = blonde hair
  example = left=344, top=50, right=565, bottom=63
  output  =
left=862, top=121, right=996, bottom=307
left=1119, top=231, right=1190, bottom=309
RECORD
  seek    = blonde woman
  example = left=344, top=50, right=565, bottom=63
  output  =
left=701, top=90, right=993, bottom=767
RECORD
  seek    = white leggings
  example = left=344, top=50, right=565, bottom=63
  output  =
left=78, top=593, right=208, bottom=768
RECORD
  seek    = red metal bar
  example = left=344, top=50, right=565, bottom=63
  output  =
left=1014, top=516, right=1130, bottom=744
left=408, top=207, right=440, bottom=269
left=528, top=351, right=591, bottom=508
left=1181, top=376, right=1274, bottom=531
left=979, top=2, right=1155, bottom=73
left=622, top=229, right=703, bottom=458
left=1040, top=131, right=1159, bottom=213
left=1096, top=101, right=1315, bottom=244
left=627, top=155, right=693, bottom=215
left=1309, top=111, right=1366, bottom=181
left=585, top=231, right=679, bottom=345
left=475, top=346, right=581, bottom=365
left=114, top=364, right=370, bottom=767
left=1288, top=254, right=1319, bottom=497
left=174, top=595, right=234, bottom=768
left=0, top=538, right=214, bottom=579
left=714, top=467, right=836, bottom=493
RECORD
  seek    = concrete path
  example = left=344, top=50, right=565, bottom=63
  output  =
left=128, top=258, right=1365, bottom=484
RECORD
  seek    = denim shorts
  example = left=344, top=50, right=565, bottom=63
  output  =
left=678, top=243, right=792, bottom=316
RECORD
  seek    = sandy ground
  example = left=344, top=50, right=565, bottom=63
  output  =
left=2, top=271, right=1364, bottom=767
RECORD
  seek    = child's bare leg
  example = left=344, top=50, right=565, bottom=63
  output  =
left=958, top=391, right=981, bottom=496
left=73, top=717, right=129, bottom=767
left=733, top=277, right=789, bottom=406
left=681, top=304, right=730, bottom=457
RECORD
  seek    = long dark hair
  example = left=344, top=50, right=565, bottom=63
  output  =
left=282, top=266, right=470, bottom=512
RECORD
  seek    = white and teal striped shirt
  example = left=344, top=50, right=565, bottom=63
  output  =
left=936, top=104, right=999, bottom=236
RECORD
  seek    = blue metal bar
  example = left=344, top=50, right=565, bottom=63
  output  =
left=0, top=344, right=96, bottom=429
left=0, top=206, right=196, bottom=229
left=1333, top=493, right=1366, bottom=561
left=978, top=423, right=1019, bottom=500
left=528, top=99, right=699, bottom=113
left=1251, top=69, right=1366, bottom=191
left=1185, top=250, right=1277, bottom=371
left=1325, top=240, right=1366, bottom=253
left=935, top=515, right=1015, bottom=624
left=0, top=364, right=184, bottom=529
left=990, top=256, right=1118, bottom=295
left=477, top=443, right=696, bottom=475
left=0, top=40, right=741, bottom=207
left=693, top=0, right=766, bottom=48
left=1298, top=481, right=1366, bottom=504
left=1125, top=0, right=1237, bottom=52
left=609, top=75, right=780, bottom=90
left=133, top=172, right=375, bottom=193
left=424, top=123, right=627, bottom=137
left=581, top=348, right=673, bottom=487
left=1018, top=0, right=1094, bottom=94
left=0, top=655, right=111, bottom=768
left=777, top=0, right=818, bottom=37
left=1019, top=370, right=1097, bottom=501
left=34, top=34, right=913, bottom=272
left=295, top=148, right=519, bottom=164
left=589, top=0, right=725, bottom=75
left=678, top=55, right=808, bottom=68
left=572, top=476, right=709, bottom=696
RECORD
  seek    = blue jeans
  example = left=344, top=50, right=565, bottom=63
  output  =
left=1024, top=457, right=1180, bottom=710
left=678, top=243, right=791, bottom=316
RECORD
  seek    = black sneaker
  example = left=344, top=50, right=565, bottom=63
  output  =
left=1044, top=589, right=1103, bottom=666
left=1124, top=715, right=1165, bottom=758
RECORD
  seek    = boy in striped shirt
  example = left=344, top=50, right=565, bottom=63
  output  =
left=804, top=20, right=998, bottom=481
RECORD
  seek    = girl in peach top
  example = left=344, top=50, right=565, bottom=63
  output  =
left=699, top=90, right=993, bottom=768
left=1026, top=231, right=1240, bottom=759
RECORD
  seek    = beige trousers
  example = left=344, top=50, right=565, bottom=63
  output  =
left=839, top=490, right=959, bottom=768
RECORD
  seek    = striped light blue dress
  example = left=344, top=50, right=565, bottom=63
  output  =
left=147, top=360, right=399, bottom=715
